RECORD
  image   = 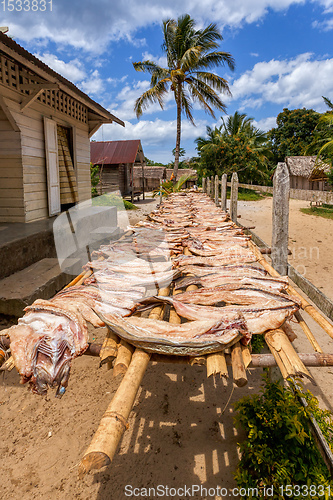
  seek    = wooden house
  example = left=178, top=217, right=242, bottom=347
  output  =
left=0, top=32, right=124, bottom=223
left=133, top=166, right=197, bottom=192
left=285, top=156, right=331, bottom=191
left=90, top=140, right=145, bottom=198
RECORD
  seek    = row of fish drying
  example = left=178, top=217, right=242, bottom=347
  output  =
left=2, top=190, right=300, bottom=396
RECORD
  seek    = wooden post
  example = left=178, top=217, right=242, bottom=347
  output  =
left=142, top=163, right=145, bottom=200
left=230, top=172, right=238, bottom=222
left=211, top=176, right=214, bottom=199
left=214, top=175, right=219, bottom=206
left=131, top=164, right=134, bottom=204
left=159, top=179, right=163, bottom=205
left=202, top=177, right=206, bottom=193
left=221, top=173, right=227, bottom=212
left=207, top=178, right=210, bottom=197
left=271, top=162, right=290, bottom=275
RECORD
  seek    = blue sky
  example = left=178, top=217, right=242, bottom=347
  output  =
left=3, top=0, right=333, bottom=163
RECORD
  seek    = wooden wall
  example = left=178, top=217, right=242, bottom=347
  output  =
left=0, top=86, right=91, bottom=223
left=0, top=107, right=24, bottom=222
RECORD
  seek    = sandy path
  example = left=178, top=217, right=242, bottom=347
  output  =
left=1, top=194, right=333, bottom=499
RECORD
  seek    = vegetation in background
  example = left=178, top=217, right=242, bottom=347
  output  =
left=90, top=162, right=100, bottom=197
left=133, top=13, right=235, bottom=181
left=93, top=193, right=138, bottom=210
left=144, top=156, right=167, bottom=167
left=153, top=173, right=196, bottom=197
left=234, top=376, right=333, bottom=498
left=195, top=112, right=272, bottom=185
left=226, top=187, right=263, bottom=201
left=250, top=334, right=265, bottom=353
left=268, top=107, right=320, bottom=163
left=300, top=204, right=333, bottom=220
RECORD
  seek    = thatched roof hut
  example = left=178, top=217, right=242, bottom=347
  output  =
left=285, top=156, right=331, bottom=191
left=133, top=166, right=197, bottom=191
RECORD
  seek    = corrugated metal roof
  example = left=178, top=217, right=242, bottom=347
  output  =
left=91, top=140, right=142, bottom=165
left=0, top=32, right=124, bottom=126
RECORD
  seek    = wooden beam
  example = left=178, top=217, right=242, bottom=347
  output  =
left=20, top=88, right=44, bottom=111
left=0, top=94, right=19, bottom=132
left=20, top=83, right=58, bottom=90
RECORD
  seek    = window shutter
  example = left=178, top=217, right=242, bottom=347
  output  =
left=44, top=116, right=60, bottom=216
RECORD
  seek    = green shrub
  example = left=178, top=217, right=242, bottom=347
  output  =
left=234, top=376, right=333, bottom=498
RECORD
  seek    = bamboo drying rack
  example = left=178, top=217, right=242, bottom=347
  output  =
left=2, top=191, right=333, bottom=477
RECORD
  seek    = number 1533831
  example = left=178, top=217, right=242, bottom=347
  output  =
left=2, top=0, right=52, bottom=11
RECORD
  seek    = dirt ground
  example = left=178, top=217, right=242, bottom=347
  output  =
left=1, top=195, right=333, bottom=500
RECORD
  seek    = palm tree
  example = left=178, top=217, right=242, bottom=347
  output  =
left=133, top=14, right=235, bottom=181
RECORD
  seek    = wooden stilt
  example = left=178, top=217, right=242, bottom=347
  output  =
left=99, top=331, right=119, bottom=370
left=113, top=340, right=134, bottom=377
left=206, top=351, right=228, bottom=378
left=231, top=342, right=247, bottom=387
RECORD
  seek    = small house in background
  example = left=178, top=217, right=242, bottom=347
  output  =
left=90, top=140, right=146, bottom=200
left=0, top=32, right=124, bottom=223
left=285, top=156, right=331, bottom=191
left=133, top=166, right=197, bottom=192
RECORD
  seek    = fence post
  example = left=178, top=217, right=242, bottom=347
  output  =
left=211, top=176, right=214, bottom=199
left=221, top=173, right=227, bottom=212
left=230, top=172, right=238, bottom=222
left=214, top=175, right=219, bottom=206
left=159, top=179, right=163, bottom=205
left=202, top=177, right=206, bottom=193
left=271, top=162, right=290, bottom=275
left=207, top=178, right=210, bottom=197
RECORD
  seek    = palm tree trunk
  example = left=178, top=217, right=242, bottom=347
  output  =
left=173, top=83, right=182, bottom=183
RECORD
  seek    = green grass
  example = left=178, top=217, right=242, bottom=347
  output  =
left=226, top=187, right=264, bottom=201
left=92, top=193, right=138, bottom=210
left=300, top=205, right=333, bottom=219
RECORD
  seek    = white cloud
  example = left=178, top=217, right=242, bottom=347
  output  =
left=141, top=51, right=168, bottom=68
left=253, top=116, right=277, bottom=131
left=230, top=53, right=333, bottom=111
left=34, top=53, right=86, bottom=82
left=79, top=70, right=105, bottom=95
left=4, top=0, right=329, bottom=53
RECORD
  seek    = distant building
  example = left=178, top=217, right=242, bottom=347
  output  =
left=285, top=156, right=331, bottom=191
left=133, top=166, right=197, bottom=192
left=0, top=32, right=124, bottom=223
left=91, top=140, right=146, bottom=200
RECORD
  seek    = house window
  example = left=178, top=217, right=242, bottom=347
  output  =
left=57, top=125, right=78, bottom=211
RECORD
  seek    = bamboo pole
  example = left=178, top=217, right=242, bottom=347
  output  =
left=206, top=352, right=228, bottom=378
left=78, top=348, right=151, bottom=478
left=265, top=329, right=315, bottom=383
left=231, top=341, right=248, bottom=387
left=294, top=310, right=323, bottom=353
left=82, top=346, right=333, bottom=368
left=249, top=240, right=333, bottom=342
left=241, top=344, right=252, bottom=369
left=113, top=340, right=134, bottom=377
left=99, top=331, right=119, bottom=370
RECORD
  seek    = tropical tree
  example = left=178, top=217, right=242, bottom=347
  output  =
left=195, top=112, right=272, bottom=185
left=133, top=14, right=235, bottom=181
left=267, top=108, right=320, bottom=163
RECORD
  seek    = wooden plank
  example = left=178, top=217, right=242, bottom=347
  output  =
left=0, top=215, right=25, bottom=223
left=23, top=173, right=47, bottom=184
left=25, top=207, right=48, bottom=222
left=0, top=206, right=24, bottom=216
left=0, top=198, right=24, bottom=208
left=25, top=199, right=48, bottom=212
left=21, top=145, right=46, bottom=158
left=24, top=191, right=47, bottom=202
left=0, top=178, right=25, bottom=189
left=0, top=187, right=23, bottom=198
left=0, top=167, right=23, bottom=178
left=24, top=183, right=46, bottom=194
left=22, top=155, right=46, bottom=167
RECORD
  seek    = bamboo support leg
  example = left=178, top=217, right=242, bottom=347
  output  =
left=206, top=351, right=228, bottom=378
left=231, top=342, right=248, bottom=387
left=100, top=331, right=119, bottom=370
left=265, top=329, right=315, bottom=383
left=294, top=311, right=323, bottom=353
left=113, top=340, right=134, bottom=377
left=78, top=348, right=151, bottom=478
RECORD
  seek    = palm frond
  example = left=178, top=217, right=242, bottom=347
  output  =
left=194, top=51, right=235, bottom=72
left=194, top=72, right=232, bottom=95
left=134, top=81, right=168, bottom=117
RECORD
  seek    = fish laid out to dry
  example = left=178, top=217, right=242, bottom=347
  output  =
left=174, top=285, right=301, bottom=307
left=98, top=312, right=247, bottom=356
left=176, top=274, right=289, bottom=292
left=174, top=251, right=257, bottom=267
left=139, top=296, right=298, bottom=336
left=7, top=300, right=89, bottom=397
left=179, top=264, right=268, bottom=277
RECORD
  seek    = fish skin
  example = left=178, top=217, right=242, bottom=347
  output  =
left=179, top=264, right=268, bottom=277
left=174, top=285, right=301, bottom=307
left=174, top=252, right=257, bottom=267
left=144, top=296, right=298, bottom=336
left=176, top=275, right=288, bottom=292
left=8, top=300, right=89, bottom=396
left=98, top=312, right=247, bottom=355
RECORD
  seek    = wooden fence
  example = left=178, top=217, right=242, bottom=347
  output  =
left=201, top=172, right=333, bottom=322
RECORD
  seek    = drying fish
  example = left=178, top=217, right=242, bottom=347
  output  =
left=179, top=264, right=267, bottom=277
left=99, top=312, right=247, bottom=355
left=174, top=285, right=301, bottom=307
left=176, top=274, right=288, bottom=292
left=140, top=296, right=298, bottom=336
left=84, top=259, right=172, bottom=274
left=174, top=251, right=257, bottom=267
left=8, top=300, right=88, bottom=397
